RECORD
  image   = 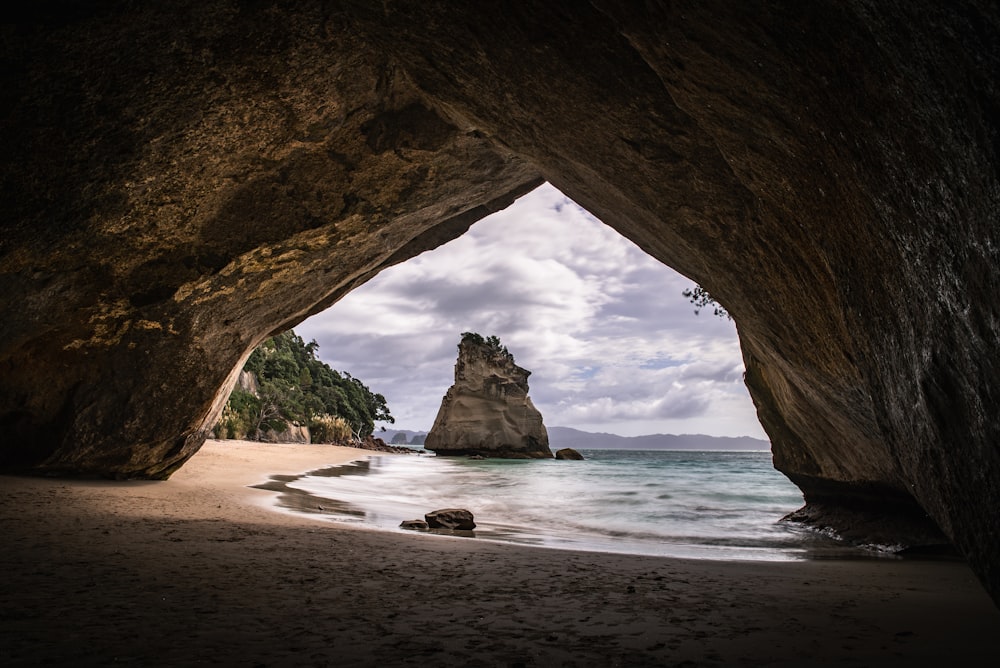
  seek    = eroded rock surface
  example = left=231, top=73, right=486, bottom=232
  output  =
left=0, top=2, right=540, bottom=477
left=425, top=335, right=551, bottom=459
left=2, top=1, right=999, bottom=601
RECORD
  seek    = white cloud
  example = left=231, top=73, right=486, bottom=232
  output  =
left=296, top=183, right=767, bottom=439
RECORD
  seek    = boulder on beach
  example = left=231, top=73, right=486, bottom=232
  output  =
left=425, top=508, right=476, bottom=530
left=424, top=333, right=551, bottom=459
left=555, top=448, right=585, bottom=460
left=399, top=519, right=429, bottom=531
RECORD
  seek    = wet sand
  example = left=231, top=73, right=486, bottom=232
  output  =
left=2, top=440, right=998, bottom=666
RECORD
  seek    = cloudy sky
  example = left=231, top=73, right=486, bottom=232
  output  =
left=297, top=183, right=767, bottom=439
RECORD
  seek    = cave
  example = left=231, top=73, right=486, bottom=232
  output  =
left=1, top=2, right=998, bottom=602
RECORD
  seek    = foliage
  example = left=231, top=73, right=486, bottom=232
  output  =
left=682, top=285, right=731, bottom=320
left=212, top=389, right=259, bottom=440
left=460, top=331, right=485, bottom=345
left=309, top=414, right=353, bottom=444
left=214, top=330, right=393, bottom=442
left=461, top=331, right=512, bottom=359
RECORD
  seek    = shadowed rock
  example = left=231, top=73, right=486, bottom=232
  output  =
left=555, top=448, right=585, bottom=461
left=1, top=1, right=999, bottom=602
left=425, top=509, right=476, bottom=531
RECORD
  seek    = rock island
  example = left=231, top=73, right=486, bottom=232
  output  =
left=425, top=333, right=551, bottom=458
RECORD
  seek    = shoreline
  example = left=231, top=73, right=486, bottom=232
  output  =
left=257, top=450, right=893, bottom=564
left=2, top=440, right=998, bottom=666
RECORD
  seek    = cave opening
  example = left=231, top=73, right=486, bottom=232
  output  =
left=214, top=181, right=838, bottom=562
left=0, top=0, right=994, bottom=605
left=293, top=182, right=765, bottom=443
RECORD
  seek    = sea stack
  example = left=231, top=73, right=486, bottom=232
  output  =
left=425, top=333, right=552, bottom=459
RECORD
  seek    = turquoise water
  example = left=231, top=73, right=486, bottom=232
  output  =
left=267, top=449, right=859, bottom=561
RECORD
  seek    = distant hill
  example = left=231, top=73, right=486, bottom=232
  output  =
left=380, top=429, right=428, bottom=446
left=385, top=426, right=769, bottom=450
left=548, top=426, right=770, bottom=451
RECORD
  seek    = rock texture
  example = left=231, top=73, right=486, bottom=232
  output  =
left=1, top=1, right=999, bottom=601
left=555, top=449, right=585, bottom=461
left=352, top=435, right=417, bottom=455
left=259, top=424, right=310, bottom=445
left=424, top=336, right=551, bottom=459
left=424, top=509, right=476, bottom=531
left=0, top=2, right=540, bottom=478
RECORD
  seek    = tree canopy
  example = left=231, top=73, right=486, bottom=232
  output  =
left=461, top=331, right=513, bottom=360
left=214, top=330, right=393, bottom=442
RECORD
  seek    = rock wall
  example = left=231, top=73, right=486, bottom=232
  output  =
left=259, top=424, right=310, bottom=445
left=236, top=371, right=259, bottom=396
left=0, top=1, right=540, bottom=477
left=425, top=337, right=551, bottom=459
left=1, top=1, right=999, bottom=601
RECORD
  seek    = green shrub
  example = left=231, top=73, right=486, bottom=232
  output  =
left=309, top=414, right=353, bottom=444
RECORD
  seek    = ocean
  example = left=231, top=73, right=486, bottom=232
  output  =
left=258, top=449, right=867, bottom=561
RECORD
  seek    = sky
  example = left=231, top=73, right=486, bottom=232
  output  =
left=296, top=183, right=767, bottom=439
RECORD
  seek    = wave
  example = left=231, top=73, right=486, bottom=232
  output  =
left=261, top=449, right=869, bottom=562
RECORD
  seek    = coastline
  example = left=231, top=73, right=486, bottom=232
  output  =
left=2, top=440, right=998, bottom=666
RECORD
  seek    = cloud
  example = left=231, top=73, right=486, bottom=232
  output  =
left=553, top=393, right=712, bottom=425
left=296, top=183, right=767, bottom=438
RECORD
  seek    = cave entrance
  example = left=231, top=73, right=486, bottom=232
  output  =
left=261, top=182, right=817, bottom=560
left=295, top=182, right=765, bottom=444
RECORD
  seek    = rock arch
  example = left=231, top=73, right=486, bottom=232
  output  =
left=2, top=2, right=998, bottom=601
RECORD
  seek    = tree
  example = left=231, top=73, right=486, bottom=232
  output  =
left=298, top=367, right=313, bottom=390
left=463, top=331, right=513, bottom=359
left=252, top=380, right=291, bottom=439
left=213, top=329, right=394, bottom=442
left=461, top=331, right=485, bottom=345
left=682, top=285, right=731, bottom=319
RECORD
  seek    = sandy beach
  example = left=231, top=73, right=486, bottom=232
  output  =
left=2, top=440, right=998, bottom=667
